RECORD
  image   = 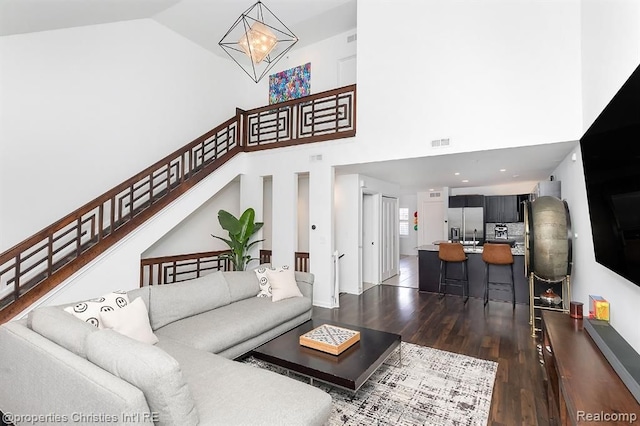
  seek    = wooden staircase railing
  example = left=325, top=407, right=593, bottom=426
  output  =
left=140, top=250, right=233, bottom=286
left=258, top=250, right=309, bottom=273
left=0, top=85, right=355, bottom=322
left=140, top=250, right=310, bottom=286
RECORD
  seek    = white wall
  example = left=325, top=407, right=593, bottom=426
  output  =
left=334, top=174, right=360, bottom=294
left=7, top=0, right=639, bottom=317
left=262, top=177, right=273, bottom=250
left=0, top=19, right=262, bottom=252
left=348, top=0, right=582, bottom=167
left=251, top=28, right=358, bottom=98
left=141, top=179, right=240, bottom=258
left=15, top=155, right=246, bottom=314
left=298, top=174, right=310, bottom=253
left=564, top=0, right=640, bottom=353
left=581, top=0, right=640, bottom=131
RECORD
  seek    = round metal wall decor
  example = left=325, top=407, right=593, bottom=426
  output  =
left=524, top=196, right=572, bottom=282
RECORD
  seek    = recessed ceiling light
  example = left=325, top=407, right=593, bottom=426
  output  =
left=512, top=174, right=519, bottom=178
left=454, top=172, right=460, bottom=176
left=500, top=169, right=506, bottom=172
left=429, top=188, right=435, bottom=191
left=462, top=179, right=469, bottom=183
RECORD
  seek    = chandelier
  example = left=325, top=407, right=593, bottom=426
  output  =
left=219, top=1, right=298, bottom=83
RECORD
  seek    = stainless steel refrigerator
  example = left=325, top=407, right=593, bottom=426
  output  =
left=448, top=207, right=484, bottom=244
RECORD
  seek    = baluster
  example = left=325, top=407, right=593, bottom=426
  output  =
left=147, top=263, right=153, bottom=286
left=76, top=217, right=82, bottom=257
left=334, top=94, right=339, bottom=132
left=149, top=171, right=154, bottom=205
left=128, top=185, right=134, bottom=220
left=46, top=234, right=53, bottom=278
left=90, top=215, right=96, bottom=241
left=110, top=196, right=116, bottom=234
left=172, top=261, right=177, bottom=283
left=295, top=103, right=301, bottom=139
left=196, top=258, right=201, bottom=278
left=98, top=204, right=104, bottom=241
left=311, top=98, right=316, bottom=136
left=180, top=153, right=185, bottom=183
left=14, top=255, right=20, bottom=301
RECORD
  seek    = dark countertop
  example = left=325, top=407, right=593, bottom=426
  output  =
left=418, top=244, right=525, bottom=256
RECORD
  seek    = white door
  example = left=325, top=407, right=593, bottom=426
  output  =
left=362, top=193, right=376, bottom=288
left=421, top=200, right=445, bottom=245
left=381, top=196, right=399, bottom=281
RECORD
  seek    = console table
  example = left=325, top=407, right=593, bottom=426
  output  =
left=541, top=311, right=640, bottom=425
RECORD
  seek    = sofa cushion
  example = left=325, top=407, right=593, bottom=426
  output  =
left=267, top=268, right=303, bottom=302
left=156, top=339, right=331, bottom=426
left=28, top=306, right=97, bottom=358
left=222, top=270, right=261, bottom=302
left=255, top=265, right=292, bottom=298
left=127, top=286, right=150, bottom=311
left=294, top=271, right=315, bottom=299
left=149, top=271, right=231, bottom=330
left=154, top=296, right=311, bottom=354
left=100, top=297, right=158, bottom=345
left=64, top=291, right=130, bottom=328
left=86, top=329, right=198, bottom=426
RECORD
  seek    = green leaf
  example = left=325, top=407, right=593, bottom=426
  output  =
left=218, top=210, right=241, bottom=236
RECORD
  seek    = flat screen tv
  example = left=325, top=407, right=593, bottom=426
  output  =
left=580, top=63, right=640, bottom=287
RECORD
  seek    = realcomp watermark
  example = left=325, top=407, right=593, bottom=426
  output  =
left=2, top=411, right=159, bottom=424
left=577, top=410, right=637, bottom=424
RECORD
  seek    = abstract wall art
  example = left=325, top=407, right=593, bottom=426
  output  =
left=269, top=62, right=311, bottom=104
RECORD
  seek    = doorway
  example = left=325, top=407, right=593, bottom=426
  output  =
left=361, top=193, right=377, bottom=291
left=381, top=196, right=399, bottom=281
left=361, top=193, right=399, bottom=292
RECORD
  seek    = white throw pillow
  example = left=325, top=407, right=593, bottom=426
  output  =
left=255, top=265, right=291, bottom=298
left=266, top=268, right=303, bottom=302
left=99, top=297, right=159, bottom=345
left=64, top=291, right=129, bottom=328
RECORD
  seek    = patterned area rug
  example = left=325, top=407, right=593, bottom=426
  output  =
left=244, top=342, right=498, bottom=425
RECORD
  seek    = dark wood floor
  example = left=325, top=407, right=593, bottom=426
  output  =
left=313, top=257, right=550, bottom=426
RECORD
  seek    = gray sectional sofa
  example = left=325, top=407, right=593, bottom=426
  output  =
left=0, top=270, right=331, bottom=426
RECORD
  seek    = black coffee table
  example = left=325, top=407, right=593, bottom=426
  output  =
left=251, top=319, right=401, bottom=392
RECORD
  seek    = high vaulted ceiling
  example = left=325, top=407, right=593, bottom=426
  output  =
left=0, top=0, right=357, bottom=58
left=1, top=0, right=580, bottom=194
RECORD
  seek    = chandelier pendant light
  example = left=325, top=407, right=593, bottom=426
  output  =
left=219, top=1, right=298, bottom=83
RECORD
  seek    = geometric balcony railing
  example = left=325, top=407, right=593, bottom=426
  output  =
left=139, top=249, right=310, bottom=287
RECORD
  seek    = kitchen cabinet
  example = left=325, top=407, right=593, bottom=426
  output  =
left=516, top=193, right=530, bottom=222
left=485, top=195, right=518, bottom=223
left=449, top=195, right=484, bottom=208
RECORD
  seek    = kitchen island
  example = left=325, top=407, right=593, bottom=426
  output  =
left=418, top=244, right=529, bottom=304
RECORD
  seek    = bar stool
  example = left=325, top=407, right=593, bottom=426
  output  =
left=438, top=242, right=469, bottom=304
left=482, top=243, right=515, bottom=309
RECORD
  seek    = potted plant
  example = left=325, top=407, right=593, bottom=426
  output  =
left=212, top=208, right=264, bottom=271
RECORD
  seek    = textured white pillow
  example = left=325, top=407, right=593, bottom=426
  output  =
left=64, top=291, right=129, bottom=328
left=99, top=297, right=158, bottom=345
left=254, top=265, right=291, bottom=297
left=266, top=268, right=303, bottom=302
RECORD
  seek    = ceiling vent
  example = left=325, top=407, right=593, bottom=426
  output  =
left=430, top=192, right=442, bottom=198
left=347, top=34, right=357, bottom=43
left=431, top=138, right=450, bottom=148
